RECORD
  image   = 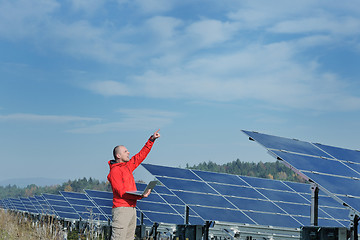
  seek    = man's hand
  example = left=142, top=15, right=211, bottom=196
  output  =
left=142, top=189, right=151, bottom=198
left=151, top=129, right=161, bottom=141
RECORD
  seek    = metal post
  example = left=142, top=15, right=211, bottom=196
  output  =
left=310, top=183, right=319, bottom=226
left=204, top=221, right=212, bottom=240
left=185, top=205, right=190, bottom=225
left=354, top=215, right=359, bottom=240
left=350, top=211, right=359, bottom=240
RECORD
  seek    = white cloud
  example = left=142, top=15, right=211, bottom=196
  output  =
left=185, top=19, right=239, bottom=48
left=227, top=0, right=315, bottom=28
left=50, top=20, right=134, bottom=64
left=69, top=108, right=180, bottom=133
left=100, top=41, right=360, bottom=111
left=145, top=16, right=182, bottom=40
left=269, top=16, right=360, bottom=36
left=0, top=113, right=101, bottom=123
left=2, top=0, right=360, bottom=112
left=0, top=0, right=59, bottom=39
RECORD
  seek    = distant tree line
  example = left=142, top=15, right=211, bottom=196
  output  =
left=0, top=177, right=112, bottom=199
left=187, top=159, right=306, bottom=183
left=1, top=160, right=305, bottom=199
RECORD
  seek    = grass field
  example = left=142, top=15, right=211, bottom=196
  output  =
left=0, top=209, right=64, bottom=240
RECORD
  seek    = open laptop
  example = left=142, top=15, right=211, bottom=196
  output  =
left=126, top=180, right=158, bottom=196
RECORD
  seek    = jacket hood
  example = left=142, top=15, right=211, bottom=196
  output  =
left=108, top=160, right=126, bottom=169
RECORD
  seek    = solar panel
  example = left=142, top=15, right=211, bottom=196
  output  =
left=142, top=163, right=350, bottom=229
left=60, top=191, right=108, bottom=222
left=2, top=198, right=14, bottom=210
left=29, top=196, right=43, bottom=214
left=34, top=195, right=56, bottom=216
left=136, top=182, right=203, bottom=225
left=19, top=197, right=39, bottom=214
left=42, top=193, right=80, bottom=220
left=241, top=130, right=360, bottom=218
left=84, top=189, right=113, bottom=221
left=8, top=198, right=27, bottom=212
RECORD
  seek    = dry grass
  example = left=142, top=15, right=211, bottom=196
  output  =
left=0, top=209, right=64, bottom=240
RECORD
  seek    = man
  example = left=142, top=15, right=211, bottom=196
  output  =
left=107, top=129, right=160, bottom=240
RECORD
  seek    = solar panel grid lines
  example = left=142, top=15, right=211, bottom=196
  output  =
left=193, top=169, right=307, bottom=227
left=5, top=199, right=15, bottom=210
left=59, top=191, right=108, bottom=222
left=137, top=183, right=182, bottom=209
left=84, top=189, right=155, bottom=226
left=153, top=175, right=258, bottom=226
left=144, top=165, right=273, bottom=225
left=142, top=163, right=351, bottom=228
left=192, top=170, right=271, bottom=226
left=313, top=143, right=360, bottom=164
left=243, top=130, right=332, bottom=159
left=135, top=182, right=205, bottom=225
left=136, top=183, right=181, bottom=223
left=241, top=130, right=360, bottom=220
left=9, top=198, right=27, bottom=212
left=20, top=197, right=39, bottom=214
left=34, top=195, right=56, bottom=216
left=42, top=193, right=81, bottom=220
left=84, top=189, right=113, bottom=221
left=29, top=196, right=42, bottom=213
left=274, top=150, right=360, bottom=181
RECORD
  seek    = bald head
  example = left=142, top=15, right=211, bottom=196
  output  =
left=113, top=145, right=130, bottom=163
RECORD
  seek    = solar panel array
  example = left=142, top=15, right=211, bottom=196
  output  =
left=241, top=130, right=360, bottom=217
left=60, top=191, right=108, bottom=222
left=1, top=159, right=355, bottom=238
left=0, top=183, right=195, bottom=226
left=142, top=163, right=350, bottom=228
left=1, top=168, right=351, bottom=230
left=1, top=192, right=108, bottom=223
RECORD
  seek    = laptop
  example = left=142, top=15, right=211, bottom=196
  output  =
left=126, top=180, right=158, bottom=196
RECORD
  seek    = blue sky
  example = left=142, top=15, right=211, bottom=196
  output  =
left=1, top=0, right=360, bottom=184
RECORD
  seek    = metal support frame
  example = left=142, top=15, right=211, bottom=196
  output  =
left=349, top=210, right=359, bottom=240
left=203, top=221, right=212, bottom=240
left=310, top=183, right=319, bottom=226
left=185, top=205, right=190, bottom=225
left=149, top=222, right=159, bottom=240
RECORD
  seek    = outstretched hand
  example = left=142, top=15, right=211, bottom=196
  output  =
left=151, top=129, right=161, bottom=140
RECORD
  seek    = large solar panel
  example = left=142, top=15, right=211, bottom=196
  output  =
left=84, top=189, right=113, bottom=222
left=42, top=193, right=80, bottom=220
left=34, top=195, right=56, bottom=215
left=136, top=182, right=203, bottom=225
left=60, top=191, right=108, bottom=222
left=1, top=198, right=12, bottom=210
left=241, top=130, right=360, bottom=217
left=19, top=197, right=39, bottom=214
left=142, top=163, right=350, bottom=229
left=29, top=197, right=43, bottom=214
left=8, top=198, right=27, bottom=212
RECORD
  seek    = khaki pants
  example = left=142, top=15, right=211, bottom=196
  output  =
left=111, top=207, right=136, bottom=240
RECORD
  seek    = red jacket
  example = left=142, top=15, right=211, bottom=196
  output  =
left=107, top=138, right=154, bottom=208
